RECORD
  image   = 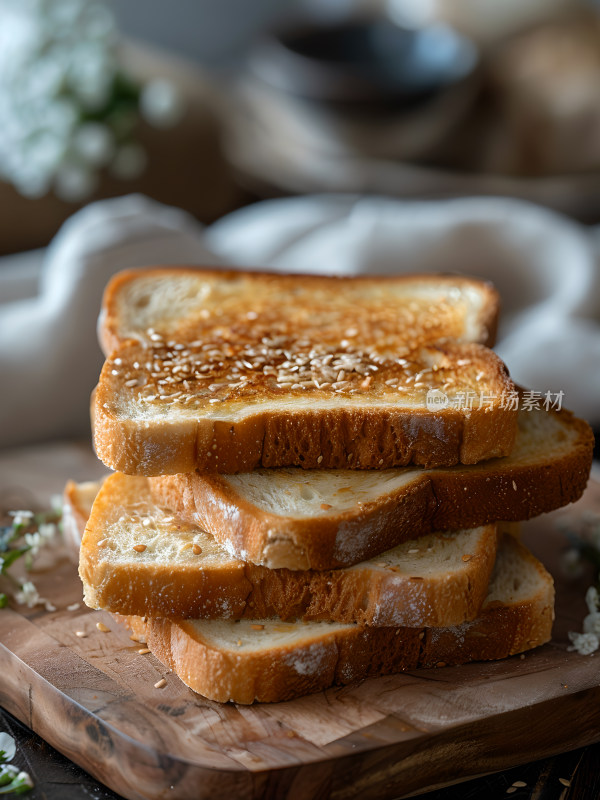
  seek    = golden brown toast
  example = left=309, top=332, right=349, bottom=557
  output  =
left=93, top=268, right=517, bottom=474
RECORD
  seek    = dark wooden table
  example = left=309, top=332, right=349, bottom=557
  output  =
left=1, top=441, right=599, bottom=800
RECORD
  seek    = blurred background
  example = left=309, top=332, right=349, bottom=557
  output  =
left=1, top=0, right=600, bottom=451
left=2, top=0, right=600, bottom=254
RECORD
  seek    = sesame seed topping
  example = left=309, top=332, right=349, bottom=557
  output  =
left=154, top=678, right=167, bottom=689
left=96, top=622, right=110, bottom=632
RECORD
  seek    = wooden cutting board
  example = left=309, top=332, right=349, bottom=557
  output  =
left=1, top=480, right=600, bottom=800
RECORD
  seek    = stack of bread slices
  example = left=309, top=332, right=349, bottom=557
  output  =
left=78, top=268, right=594, bottom=704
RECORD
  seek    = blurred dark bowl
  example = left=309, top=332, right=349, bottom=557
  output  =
left=247, top=18, right=479, bottom=110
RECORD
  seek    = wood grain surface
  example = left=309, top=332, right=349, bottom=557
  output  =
left=0, top=447, right=599, bottom=800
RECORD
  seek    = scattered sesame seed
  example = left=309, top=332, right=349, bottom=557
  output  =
left=67, top=603, right=80, bottom=611
left=138, top=648, right=151, bottom=655
left=96, top=622, right=110, bottom=633
left=320, top=503, right=332, bottom=510
left=133, top=544, right=147, bottom=553
left=192, top=544, right=202, bottom=555
left=75, top=630, right=87, bottom=638
left=154, top=678, right=167, bottom=689
left=512, top=782, right=527, bottom=788
left=462, top=554, right=473, bottom=562
left=558, top=779, right=571, bottom=787
left=317, top=455, right=323, bottom=464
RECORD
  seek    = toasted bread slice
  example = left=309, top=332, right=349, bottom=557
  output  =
left=150, top=406, right=593, bottom=569
left=79, top=472, right=498, bottom=626
left=99, top=268, right=500, bottom=356
left=116, top=536, right=554, bottom=704
left=93, top=268, right=517, bottom=474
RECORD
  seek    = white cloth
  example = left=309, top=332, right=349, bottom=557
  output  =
left=0, top=193, right=599, bottom=448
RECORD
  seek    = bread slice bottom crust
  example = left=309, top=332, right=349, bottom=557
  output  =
left=115, top=536, right=554, bottom=704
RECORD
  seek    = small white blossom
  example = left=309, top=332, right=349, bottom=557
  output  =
left=15, top=580, right=40, bottom=608
left=567, top=631, right=599, bottom=655
left=24, top=531, right=42, bottom=556
left=0, top=732, right=16, bottom=762
left=16, top=770, right=34, bottom=788
left=586, top=586, right=599, bottom=614
left=583, top=612, right=600, bottom=637
left=140, top=79, right=184, bottom=128
left=38, top=522, right=57, bottom=541
left=9, top=510, right=33, bottom=526
left=72, top=121, right=114, bottom=167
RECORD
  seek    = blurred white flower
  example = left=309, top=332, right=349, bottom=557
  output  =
left=8, top=510, right=33, bottom=526
left=38, top=522, right=57, bottom=540
left=16, top=770, right=34, bottom=788
left=72, top=122, right=114, bottom=167
left=15, top=580, right=40, bottom=608
left=0, top=732, right=16, bottom=762
left=140, top=78, right=184, bottom=128
left=586, top=586, right=599, bottom=614
left=0, top=0, right=183, bottom=200
left=583, top=612, right=600, bottom=637
left=567, top=631, right=599, bottom=655
left=24, top=531, right=42, bottom=556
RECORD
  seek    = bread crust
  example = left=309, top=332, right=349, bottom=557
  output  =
left=79, top=474, right=497, bottom=626
left=149, top=407, right=593, bottom=570
left=115, top=538, right=554, bottom=704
